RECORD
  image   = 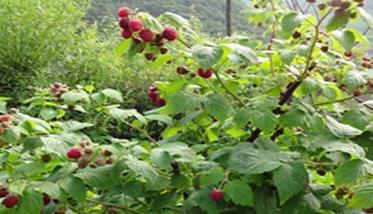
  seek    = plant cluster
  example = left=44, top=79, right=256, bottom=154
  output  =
left=0, top=0, right=373, bottom=213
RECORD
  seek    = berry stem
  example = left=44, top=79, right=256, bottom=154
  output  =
left=314, top=92, right=368, bottom=107
left=212, top=70, right=246, bottom=107
left=177, top=38, right=192, bottom=48
left=122, top=120, right=158, bottom=145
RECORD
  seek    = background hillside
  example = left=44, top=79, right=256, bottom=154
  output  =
left=87, top=0, right=249, bottom=35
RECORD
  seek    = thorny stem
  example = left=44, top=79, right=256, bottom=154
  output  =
left=213, top=70, right=246, bottom=107
left=249, top=9, right=333, bottom=143
left=122, top=120, right=158, bottom=145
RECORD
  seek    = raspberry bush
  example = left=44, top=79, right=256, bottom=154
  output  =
left=1, top=0, right=373, bottom=213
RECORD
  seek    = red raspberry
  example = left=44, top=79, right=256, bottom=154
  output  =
left=0, top=187, right=9, bottom=198
left=344, top=51, right=353, bottom=57
left=117, top=7, right=130, bottom=18
left=128, top=19, right=143, bottom=32
left=2, top=195, right=19, bottom=208
left=66, top=147, right=82, bottom=160
left=43, top=194, right=51, bottom=205
left=210, top=188, right=224, bottom=202
left=119, top=18, right=129, bottom=29
left=198, top=68, right=213, bottom=79
left=176, top=66, right=190, bottom=75
left=163, top=27, right=178, bottom=41
left=0, top=115, right=10, bottom=122
left=121, top=29, right=132, bottom=39
left=362, top=56, right=370, bottom=61
left=155, top=97, right=166, bottom=106
left=139, top=28, right=154, bottom=42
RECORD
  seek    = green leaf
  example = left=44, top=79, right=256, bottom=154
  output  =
left=273, top=162, right=309, bottom=204
left=200, top=167, right=225, bottom=187
left=100, top=89, right=123, bottom=103
left=115, top=39, right=132, bottom=56
left=224, top=180, right=253, bottom=206
left=349, top=182, right=373, bottom=209
left=324, top=141, right=366, bottom=159
left=254, top=185, right=279, bottom=214
left=126, top=158, right=158, bottom=180
left=15, top=189, right=42, bottom=214
left=204, top=94, right=233, bottom=121
left=151, top=142, right=196, bottom=163
left=152, top=54, right=176, bottom=70
left=335, top=160, right=366, bottom=187
left=61, top=90, right=90, bottom=105
left=326, top=14, right=349, bottom=32
left=40, top=108, right=57, bottom=121
left=60, top=177, right=86, bottom=202
left=192, top=44, right=224, bottom=68
left=108, top=108, right=147, bottom=124
left=226, top=44, right=259, bottom=64
left=281, top=12, right=305, bottom=38
left=326, top=116, right=363, bottom=139
left=249, top=109, right=277, bottom=133
left=165, top=92, right=201, bottom=114
left=229, top=144, right=287, bottom=174
left=9, top=180, right=27, bottom=195
left=344, top=70, right=366, bottom=90
left=60, top=120, right=93, bottom=132
left=333, top=30, right=356, bottom=51
left=233, top=109, right=251, bottom=128
left=186, top=188, right=225, bottom=214
left=161, top=12, right=190, bottom=27
left=75, top=160, right=125, bottom=189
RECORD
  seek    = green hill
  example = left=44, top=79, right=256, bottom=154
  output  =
left=87, top=0, right=249, bottom=35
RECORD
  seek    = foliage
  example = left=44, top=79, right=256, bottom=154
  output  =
left=87, top=0, right=249, bottom=36
left=1, top=0, right=373, bottom=213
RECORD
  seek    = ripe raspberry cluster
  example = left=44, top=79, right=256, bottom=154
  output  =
left=0, top=114, right=10, bottom=134
left=49, top=82, right=69, bottom=100
left=117, top=6, right=178, bottom=61
left=66, top=140, right=113, bottom=169
left=0, top=186, right=19, bottom=208
left=147, top=86, right=166, bottom=106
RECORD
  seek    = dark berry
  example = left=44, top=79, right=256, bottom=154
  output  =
left=163, top=27, right=178, bottom=41
left=66, top=147, right=82, bottom=160
left=41, top=154, right=52, bottom=163
left=210, top=188, right=224, bottom=202
left=2, top=195, right=19, bottom=208
left=0, top=188, right=9, bottom=198
left=176, top=66, right=190, bottom=75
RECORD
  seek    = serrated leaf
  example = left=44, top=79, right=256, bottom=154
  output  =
left=249, top=109, right=277, bottom=132
left=165, top=92, right=201, bottom=114
left=326, top=116, right=363, bottom=139
left=14, top=189, right=42, bottom=214
left=229, top=144, right=287, bottom=174
left=224, top=180, right=253, bottom=206
left=108, top=108, right=147, bottom=124
left=333, top=30, right=356, bottom=51
left=344, top=70, right=366, bottom=90
left=60, top=120, right=93, bottom=132
left=115, top=39, right=132, bottom=56
left=60, top=177, right=86, bottom=202
left=226, top=43, right=259, bottom=64
left=281, top=12, right=305, bottom=38
left=101, top=89, right=123, bottom=103
left=273, top=162, right=309, bottom=204
left=349, top=182, right=373, bottom=209
left=204, top=94, right=233, bottom=121
left=126, top=158, right=158, bottom=180
left=326, top=14, right=349, bottom=32
left=335, top=160, right=366, bottom=187
left=200, top=167, right=225, bottom=187
left=61, top=90, right=90, bottom=105
left=151, top=142, right=196, bottom=163
left=192, top=44, right=223, bottom=68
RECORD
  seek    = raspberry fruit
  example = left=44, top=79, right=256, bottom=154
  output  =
left=210, top=188, right=224, bottom=202
left=41, top=154, right=52, bottom=163
left=160, top=47, right=168, bottom=54
left=176, top=66, right=190, bottom=75
left=2, top=195, right=19, bottom=208
left=344, top=51, right=353, bottom=57
left=198, top=68, right=213, bottom=79
left=117, top=7, right=130, bottom=18
left=0, top=115, right=10, bottom=122
left=139, top=28, right=154, bottom=42
left=155, top=97, right=166, bottom=106
left=121, top=29, right=132, bottom=39
left=66, top=147, right=82, bottom=160
left=128, top=19, right=143, bottom=32
left=0, top=187, right=9, bottom=198
left=362, top=56, right=370, bottom=61
left=163, top=27, right=178, bottom=41
left=43, top=194, right=51, bottom=205
left=145, top=53, right=156, bottom=61
left=119, top=18, right=129, bottom=29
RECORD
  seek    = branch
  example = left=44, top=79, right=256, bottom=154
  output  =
left=213, top=70, right=246, bottom=107
left=123, top=120, right=158, bottom=145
